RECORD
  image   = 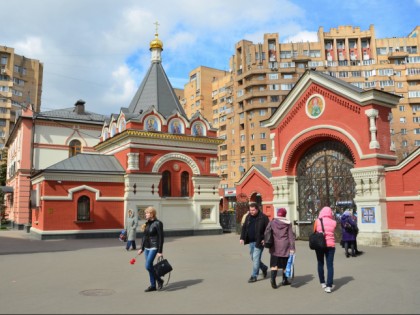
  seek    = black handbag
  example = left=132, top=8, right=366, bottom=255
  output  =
left=264, top=221, right=274, bottom=248
left=153, top=256, right=173, bottom=278
left=309, top=218, right=327, bottom=250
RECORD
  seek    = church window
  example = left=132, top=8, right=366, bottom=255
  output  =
left=181, top=171, right=189, bottom=197
left=69, top=139, right=82, bottom=157
left=162, top=171, right=171, bottom=197
left=77, top=196, right=90, bottom=221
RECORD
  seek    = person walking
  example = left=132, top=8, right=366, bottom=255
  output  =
left=240, top=202, right=269, bottom=283
left=267, top=207, right=295, bottom=289
left=314, top=206, right=337, bottom=293
left=125, top=209, right=138, bottom=251
left=340, top=209, right=358, bottom=257
left=137, top=206, right=165, bottom=292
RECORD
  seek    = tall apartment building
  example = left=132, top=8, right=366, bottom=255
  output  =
left=205, top=24, right=420, bottom=189
left=0, top=46, right=43, bottom=149
left=183, top=66, right=229, bottom=119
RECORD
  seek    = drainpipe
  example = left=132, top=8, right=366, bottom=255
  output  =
left=27, top=110, right=36, bottom=231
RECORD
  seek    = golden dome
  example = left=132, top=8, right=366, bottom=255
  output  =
left=150, top=33, right=163, bottom=50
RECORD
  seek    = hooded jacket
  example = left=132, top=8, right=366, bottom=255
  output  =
left=268, top=217, right=295, bottom=257
left=315, top=206, right=337, bottom=248
left=341, top=210, right=358, bottom=242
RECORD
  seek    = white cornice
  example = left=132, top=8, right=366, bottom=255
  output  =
left=32, top=173, right=124, bottom=184
left=97, top=137, right=219, bottom=156
left=264, top=71, right=400, bottom=129
left=41, top=185, right=124, bottom=201
left=386, top=196, right=420, bottom=201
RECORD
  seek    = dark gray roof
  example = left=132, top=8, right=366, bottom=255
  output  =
left=314, top=70, right=364, bottom=93
left=253, top=164, right=271, bottom=178
left=128, top=62, right=187, bottom=118
left=37, top=108, right=106, bottom=124
left=45, top=154, right=125, bottom=173
left=0, top=186, right=13, bottom=193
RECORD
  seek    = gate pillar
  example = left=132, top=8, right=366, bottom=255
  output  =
left=270, top=176, right=299, bottom=235
left=351, top=165, right=390, bottom=247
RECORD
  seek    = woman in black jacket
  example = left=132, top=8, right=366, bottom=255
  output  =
left=138, top=206, right=164, bottom=292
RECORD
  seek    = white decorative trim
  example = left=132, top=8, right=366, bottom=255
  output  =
left=41, top=185, right=124, bottom=201
left=270, top=132, right=277, bottom=164
left=97, top=139, right=219, bottom=156
left=32, top=174, right=125, bottom=184
left=365, top=109, right=380, bottom=149
left=386, top=196, right=420, bottom=201
left=152, top=153, right=201, bottom=175
left=278, top=125, right=396, bottom=170
left=127, top=152, right=139, bottom=170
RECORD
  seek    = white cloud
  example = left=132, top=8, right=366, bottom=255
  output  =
left=103, top=65, right=137, bottom=110
left=284, top=31, right=319, bottom=43
left=2, top=0, right=418, bottom=115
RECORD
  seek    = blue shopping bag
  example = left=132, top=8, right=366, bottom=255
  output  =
left=285, top=253, right=295, bottom=278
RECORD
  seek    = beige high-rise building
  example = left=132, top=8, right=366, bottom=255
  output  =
left=183, top=66, right=229, bottom=120
left=201, top=24, right=420, bottom=189
left=0, top=46, right=43, bottom=149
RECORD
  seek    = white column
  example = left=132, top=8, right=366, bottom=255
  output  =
left=365, top=109, right=380, bottom=149
left=270, top=133, right=277, bottom=164
left=127, top=153, right=139, bottom=170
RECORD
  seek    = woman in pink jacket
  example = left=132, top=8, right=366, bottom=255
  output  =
left=314, top=206, right=336, bottom=293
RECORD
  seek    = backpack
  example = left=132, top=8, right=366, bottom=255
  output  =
left=344, top=221, right=353, bottom=233
left=264, top=221, right=274, bottom=248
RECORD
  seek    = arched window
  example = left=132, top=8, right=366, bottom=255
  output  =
left=77, top=195, right=90, bottom=221
left=110, top=123, right=117, bottom=137
left=119, top=118, right=126, bottom=132
left=162, top=170, right=171, bottom=197
left=181, top=171, right=189, bottom=197
left=69, top=139, right=82, bottom=157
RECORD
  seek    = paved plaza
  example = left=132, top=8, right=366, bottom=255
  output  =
left=0, top=230, right=419, bottom=314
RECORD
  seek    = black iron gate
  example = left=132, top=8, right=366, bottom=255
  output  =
left=296, top=141, right=356, bottom=240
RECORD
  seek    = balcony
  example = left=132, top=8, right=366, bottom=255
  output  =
left=388, top=51, right=409, bottom=60
left=292, top=55, right=311, bottom=62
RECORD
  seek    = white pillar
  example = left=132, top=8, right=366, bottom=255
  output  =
left=365, top=109, right=380, bottom=149
left=127, top=153, right=139, bottom=170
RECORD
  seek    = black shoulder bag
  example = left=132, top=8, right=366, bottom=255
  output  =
left=309, top=218, right=327, bottom=250
left=153, top=256, right=173, bottom=286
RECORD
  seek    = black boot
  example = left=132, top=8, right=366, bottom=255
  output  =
left=282, top=273, right=291, bottom=286
left=270, top=270, right=277, bottom=289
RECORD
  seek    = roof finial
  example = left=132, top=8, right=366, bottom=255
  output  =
left=150, top=21, right=163, bottom=61
left=154, top=20, right=160, bottom=37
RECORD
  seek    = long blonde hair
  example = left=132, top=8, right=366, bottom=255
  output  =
left=141, top=206, right=157, bottom=231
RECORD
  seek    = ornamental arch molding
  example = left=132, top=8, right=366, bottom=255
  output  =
left=152, top=153, right=201, bottom=175
left=280, top=125, right=360, bottom=174
left=284, top=133, right=357, bottom=174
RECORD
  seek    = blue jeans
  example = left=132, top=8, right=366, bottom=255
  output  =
left=144, top=248, right=159, bottom=287
left=126, top=240, right=136, bottom=250
left=316, top=247, right=335, bottom=287
left=248, top=242, right=267, bottom=277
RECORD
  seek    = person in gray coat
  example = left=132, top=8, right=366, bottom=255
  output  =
left=267, top=207, right=295, bottom=289
left=125, top=209, right=138, bottom=251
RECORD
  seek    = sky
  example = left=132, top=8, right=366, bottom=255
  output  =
left=3, top=0, right=420, bottom=115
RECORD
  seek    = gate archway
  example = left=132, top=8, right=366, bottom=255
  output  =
left=296, top=141, right=356, bottom=239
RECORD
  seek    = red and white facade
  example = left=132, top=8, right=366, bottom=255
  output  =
left=235, top=70, right=420, bottom=247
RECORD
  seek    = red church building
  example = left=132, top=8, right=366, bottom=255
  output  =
left=234, top=70, right=420, bottom=247
left=6, top=31, right=223, bottom=239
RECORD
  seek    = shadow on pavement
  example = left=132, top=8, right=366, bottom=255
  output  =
left=162, top=279, right=204, bottom=292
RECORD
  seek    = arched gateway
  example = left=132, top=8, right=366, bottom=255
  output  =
left=296, top=140, right=356, bottom=239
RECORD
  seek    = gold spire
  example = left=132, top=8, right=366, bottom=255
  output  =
left=150, top=21, right=163, bottom=50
